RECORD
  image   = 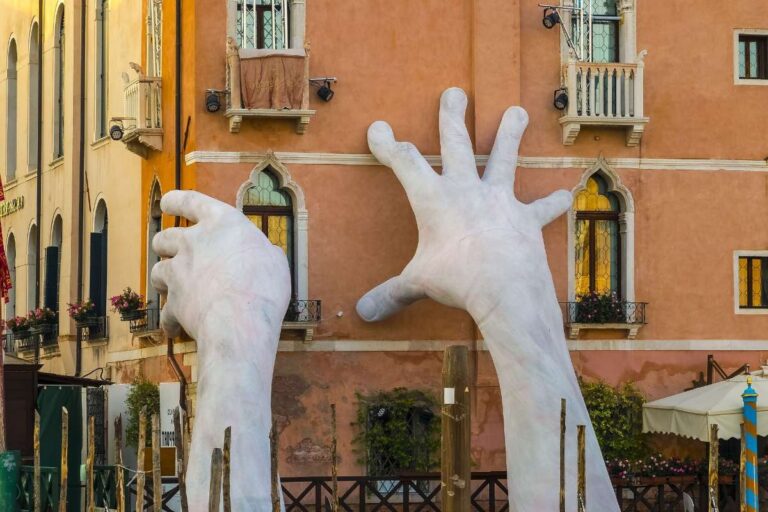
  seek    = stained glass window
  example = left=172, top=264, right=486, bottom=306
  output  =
left=739, top=256, right=768, bottom=309
left=572, top=0, right=620, bottom=63
left=243, top=169, right=294, bottom=290
left=574, top=175, right=621, bottom=297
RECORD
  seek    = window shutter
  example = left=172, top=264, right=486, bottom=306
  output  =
left=89, top=233, right=105, bottom=316
left=43, top=246, right=59, bottom=312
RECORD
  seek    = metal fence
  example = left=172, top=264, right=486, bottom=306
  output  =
left=561, top=300, right=647, bottom=324
left=77, top=316, right=109, bottom=342
left=18, top=466, right=59, bottom=512
left=128, top=307, right=161, bottom=334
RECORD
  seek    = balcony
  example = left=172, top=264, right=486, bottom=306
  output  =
left=224, top=39, right=315, bottom=134
left=7, top=323, right=59, bottom=357
left=77, top=316, right=109, bottom=343
left=560, top=53, right=649, bottom=147
left=561, top=301, right=647, bottom=340
left=127, top=308, right=161, bottom=338
left=282, top=299, right=321, bottom=342
left=113, top=72, right=162, bottom=158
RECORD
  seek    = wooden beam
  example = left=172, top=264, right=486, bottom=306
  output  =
left=440, top=345, right=471, bottom=512
left=87, top=415, right=95, bottom=512
left=223, top=427, right=231, bottom=512
left=709, top=424, right=719, bottom=512
left=115, top=415, right=125, bottom=512
left=208, top=448, right=223, bottom=512
left=271, top=419, right=280, bottom=512
left=331, top=404, right=339, bottom=512
left=136, top=407, right=146, bottom=512
left=58, top=407, right=68, bottom=512
left=152, top=414, right=162, bottom=512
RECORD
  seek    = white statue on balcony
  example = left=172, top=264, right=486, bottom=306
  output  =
left=151, top=191, right=290, bottom=511
left=356, top=88, right=620, bottom=511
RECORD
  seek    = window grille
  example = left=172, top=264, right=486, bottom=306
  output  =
left=739, top=256, right=768, bottom=309
left=235, top=0, right=290, bottom=50
left=147, top=0, right=162, bottom=77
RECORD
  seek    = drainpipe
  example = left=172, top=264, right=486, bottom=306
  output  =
left=167, top=0, right=188, bottom=412
left=34, top=0, right=43, bottom=401
left=75, top=0, right=87, bottom=376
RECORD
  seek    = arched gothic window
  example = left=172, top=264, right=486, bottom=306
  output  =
left=53, top=6, right=65, bottom=158
left=242, top=169, right=294, bottom=291
left=6, top=39, right=17, bottom=180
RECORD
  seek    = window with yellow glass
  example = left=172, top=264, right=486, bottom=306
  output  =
left=739, top=256, right=768, bottom=309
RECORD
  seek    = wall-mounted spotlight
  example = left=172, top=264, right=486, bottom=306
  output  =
left=205, top=89, right=225, bottom=113
left=553, top=88, right=569, bottom=111
left=309, top=77, right=338, bottom=102
left=109, top=120, right=124, bottom=141
left=542, top=7, right=561, bottom=29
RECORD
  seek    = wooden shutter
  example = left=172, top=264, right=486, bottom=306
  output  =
left=89, top=233, right=105, bottom=316
left=43, top=246, right=59, bottom=311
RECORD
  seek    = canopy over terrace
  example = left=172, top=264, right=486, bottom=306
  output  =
left=643, top=373, right=768, bottom=442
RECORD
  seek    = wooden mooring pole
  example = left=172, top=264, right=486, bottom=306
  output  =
left=34, top=410, right=40, bottom=512
left=136, top=408, right=147, bottom=512
left=208, top=448, right=223, bottom=512
left=152, top=414, right=162, bottom=512
left=331, top=404, right=339, bottom=512
left=560, top=399, right=566, bottom=512
left=87, top=415, right=95, bottom=512
left=59, top=407, right=68, bottom=512
left=115, top=415, right=125, bottom=512
left=577, top=425, right=586, bottom=512
left=223, top=427, right=231, bottom=512
left=709, top=423, right=719, bottom=512
left=441, top=345, right=471, bottom=512
left=270, top=419, right=280, bottom=512
left=173, top=408, right=189, bottom=512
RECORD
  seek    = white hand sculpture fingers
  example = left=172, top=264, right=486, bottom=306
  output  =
left=368, top=121, right=436, bottom=193
left=484, top=106, right=529, bottom=187
left=438, top=88, right=478, bottom=181
left=152, top=227, right=187, bottom=258
left=150, top=259, right=173, bottom=293
left=528, top=189, right=573, bottom=227
left=160, top=190, right=229, bottom=224
left=356, top=274, right=426, bottom=322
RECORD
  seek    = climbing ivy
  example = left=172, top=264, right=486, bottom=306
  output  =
left=580, top=378, right=648, bottom=460
left=125, top=378, right=161, bottom=448
left=352, top=388, right=440, bottom=475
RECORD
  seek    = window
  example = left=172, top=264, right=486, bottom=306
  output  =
left=573, top=174, right=621, bottom=297
left=6, top=40, right=17, bottom=181
left=53, top=6, right=65, bottom=158
left=27, top=224, right=38, bottom=311
left=28, top=23, right=39, bottom=171
left=571, top=0, right=620, bottom=63
left=6, top=234, right=15, bottom=321
left=738, top=34, right=768, bottom=80
left=242, top=169, right=295, bottom=292
left=738, top=256, right=768, bottom=310
left=95, top=0, right=108, bottom=139
left=235, top=0, right=289, bottom=49
left=90, top=200, right=108, bottom=317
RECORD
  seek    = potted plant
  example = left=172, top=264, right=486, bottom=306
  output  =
left=110, top=287, right=150, bottom=321
left=68, top=300, right=97, bottom=326
left=6, top=315, right=30, bottom=339
left=575, top=291, right=627, bottom=323
left=28, top=307, right=57, bottom=335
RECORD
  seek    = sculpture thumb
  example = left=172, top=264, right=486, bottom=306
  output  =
left=529, top=189, right=573, bottom=227
left=356, top=274, right=426, bottom=322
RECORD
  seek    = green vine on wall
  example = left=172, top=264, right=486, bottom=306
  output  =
left=352, top=388, right=440, bottom=475
left=580, top=378, right=648, bottom=461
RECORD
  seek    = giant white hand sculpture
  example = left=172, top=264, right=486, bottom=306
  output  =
left=357, top=88, right=620, bottom=512
left=151, top=190, right=291, bottom=511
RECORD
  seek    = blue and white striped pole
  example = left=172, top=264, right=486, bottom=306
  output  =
left=743, top=376, right=759, bottom=512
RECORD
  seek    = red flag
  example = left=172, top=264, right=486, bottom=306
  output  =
left=0, top=176, right=12, bottom=303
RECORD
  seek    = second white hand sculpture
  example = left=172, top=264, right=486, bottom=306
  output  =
left=357, top=88, right=620, bottom=511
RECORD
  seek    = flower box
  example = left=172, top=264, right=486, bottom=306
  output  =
left=120, top=309, right=147, bottom=322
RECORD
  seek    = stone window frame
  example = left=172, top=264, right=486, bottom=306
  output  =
left=235, top=151, right=309, bottom=301
left=226, top=0, right=306, bottom=57
left=733, top=250, right=768, bottom=315
left=559, top=0, right=638, bottom=64
left=733, top=29, right=768, bottom=86
left=567, top=157, right=635, bottom=302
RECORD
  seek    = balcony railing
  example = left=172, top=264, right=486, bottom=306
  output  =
left=7, top=323, right=59, bottom=354
left=115, top=74, right=163, bottom=158
left=127, top=307, right=161, bottom=335
left=560, top=52, right=648, bottom=146
left=224, top=38, right=315, bottom=134
left=77, top=316, right=109, bottom=342
left=282, top=299, right=321, bottom=342
left=561, top=301, right=647, bottom=340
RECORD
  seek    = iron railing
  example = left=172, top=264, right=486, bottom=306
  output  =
left=4, top=331, right=14, bottom=353
left=127, top=307, right=161, bottom=334
left=561, top=301, right=647, bottom=325
left=284, top=299, right=322, bottom=323
left=126, top=475, right=181, bottom=512
left=18, top=466, right=59, bottom=512
left=77, top=316, right=109, bottom=342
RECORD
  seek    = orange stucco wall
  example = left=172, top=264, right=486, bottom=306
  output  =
left=131, top=0, right=768, bottom=474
